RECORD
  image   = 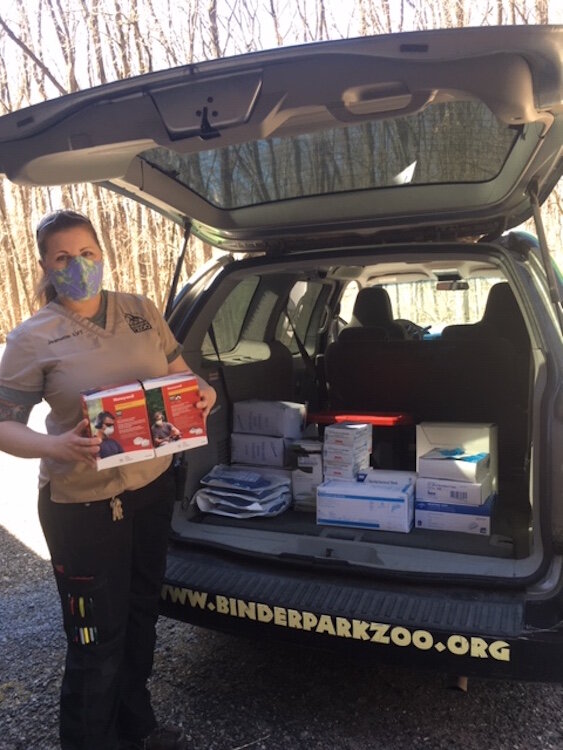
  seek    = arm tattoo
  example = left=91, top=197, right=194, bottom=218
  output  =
left=0, top=398, right=32, bottom=425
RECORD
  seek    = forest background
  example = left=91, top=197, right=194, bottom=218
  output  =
left=0, top=0, right=561, bottom=340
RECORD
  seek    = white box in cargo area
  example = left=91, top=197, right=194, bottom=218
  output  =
left=416, top=474, right=492, bottom=506
left=230, top=433, right=292, bottom=467
left=416, top=422, right=497, bottom=489
left=317, top=480, right=413, bottom=532
left=232, top=400, right=306, bottom=438
left=414, top=496, right=494, bottom=535
left=324, top=422, right=372, bottom=450
left=357, top=469, right=417, bottom=492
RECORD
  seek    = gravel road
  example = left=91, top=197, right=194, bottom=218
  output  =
left=2, top=400, right=563, bottom=749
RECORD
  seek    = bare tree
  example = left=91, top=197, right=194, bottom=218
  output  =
left=0, top=0, right=560, bottom=341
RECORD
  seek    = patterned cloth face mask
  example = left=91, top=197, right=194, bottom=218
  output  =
left=47, top=256, right=103, bottom=301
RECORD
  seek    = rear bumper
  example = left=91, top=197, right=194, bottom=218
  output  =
left=160, top=544, right=563, bottom=682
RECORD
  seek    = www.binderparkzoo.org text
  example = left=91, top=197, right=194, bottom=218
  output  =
left=161, top=585, right=511, bottom=662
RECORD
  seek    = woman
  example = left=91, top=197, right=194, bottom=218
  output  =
left=0, top=210, right=216, bottom=750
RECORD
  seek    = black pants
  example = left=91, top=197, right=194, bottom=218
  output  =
left=39, top=468, right=176, bottom=750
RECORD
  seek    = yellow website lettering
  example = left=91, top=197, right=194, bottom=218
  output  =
left=161, top=585, right=510, bottom=662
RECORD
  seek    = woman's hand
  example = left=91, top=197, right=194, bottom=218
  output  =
left=196, top=379, right=217, bottom=423
left=47, top=419, right=102, bottom=467
left=167, top=356, right=217, bottom=424
left=0, top=417, right=101, bottom=465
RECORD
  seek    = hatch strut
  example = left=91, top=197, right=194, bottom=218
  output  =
left=528, top=181, right=562, bottom=310
left=165, top=220, right=192, bottom=319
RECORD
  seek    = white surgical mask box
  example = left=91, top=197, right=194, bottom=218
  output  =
left=142, top=372, right=207, bottom=456
left=414, top=496, right=494, bottom=535
left=323, top=442, right=371, bottom=465
left=416, top=422, right=498, bottom=488
left=316, top=479, right=414, bottom=533
left=324, top=422, right=372, bottom=451
left=231, top=433, right=292, bottom=467
left=81, top=382, right=155, bottom=470
left=323, top=460, right=369, bottom=481
left=232, top=400, right=306, bottom=439
left=416, top=474, right=492, bottom=506
left=357, top=469, right=417, bottom=492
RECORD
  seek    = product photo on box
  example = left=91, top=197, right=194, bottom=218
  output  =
left=142, top=372, right=208, bottom=456
left=81, top=381, right=155, bottom=470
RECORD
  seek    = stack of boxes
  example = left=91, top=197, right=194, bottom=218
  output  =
left=290, top=439, right=324, bottom=512
left=81, top=372, right=207, bottom=471
left=414, top=422, right=497, bottom=535
left=317, top=422, right=416, bottom=533
left=230, top=400, right=306, bottom=467
left=322, top=423, right=371, bottom=480
left=203, top=401, right=500, bottom=539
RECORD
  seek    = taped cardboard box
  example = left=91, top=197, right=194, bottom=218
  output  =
left=416, top=474, right=492, bottom=506
left=82, top=382, right=154, bottom=470
left=142, top=372, right=207, bottom=456
left=317, top=479, right=414, bottom=533
left=232, top=400, right=306, bottom=438
left=416, top=422, right=498, bottom=489
left=415, top=496, right=494, bottom=535
left=231, top=433, right=292, bottom=467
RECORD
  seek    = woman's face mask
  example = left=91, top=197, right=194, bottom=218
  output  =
left=47, top=256, right=103, bottom=301
left=103, top=425, right=115, bottom=437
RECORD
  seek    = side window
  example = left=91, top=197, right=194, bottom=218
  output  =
left=201, top=275, right=260, bottom=356
left=276, top=280, right=325, bottom=354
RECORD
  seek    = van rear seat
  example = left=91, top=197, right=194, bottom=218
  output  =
left=325, top=336, right=529, bottom=481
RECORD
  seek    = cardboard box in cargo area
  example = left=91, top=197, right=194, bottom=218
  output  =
left=316, top=478, right=414, bottom=533
left=233, top=400, right=306, bottom=438
left=416, top=474, right=492, bottom=506
left=415, top=496, right=494, bottom=535
left=231, top=433, right=293, bottom=467
left=82, top=382, right=154, bottom=470
left=416, top=422, right=498, bottom=488
left=142, top=372, right=207, bottom=456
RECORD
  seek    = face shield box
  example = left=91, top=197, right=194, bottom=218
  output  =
left=142, top=372, right=207, bottom=457
left=232, top=400, right=306, bottom=439
left=81, top=382, right=154, bottom=470
left=416, top=422, right=498, bottom=489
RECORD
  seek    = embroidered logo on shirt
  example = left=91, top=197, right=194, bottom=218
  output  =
left=124, top=313, right=153, bottom=333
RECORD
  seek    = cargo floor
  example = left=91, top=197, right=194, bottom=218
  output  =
left=190, top=477, right=531, bottom=560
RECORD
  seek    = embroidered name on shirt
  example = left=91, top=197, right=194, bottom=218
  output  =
left=124, top=313, right=152, bottom=333
left=48, top=330, right=84, bottom=344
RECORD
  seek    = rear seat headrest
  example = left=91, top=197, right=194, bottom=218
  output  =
left=482, top=283, right=524, bottom=332
left=349, top=287, right=395, bottom=327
